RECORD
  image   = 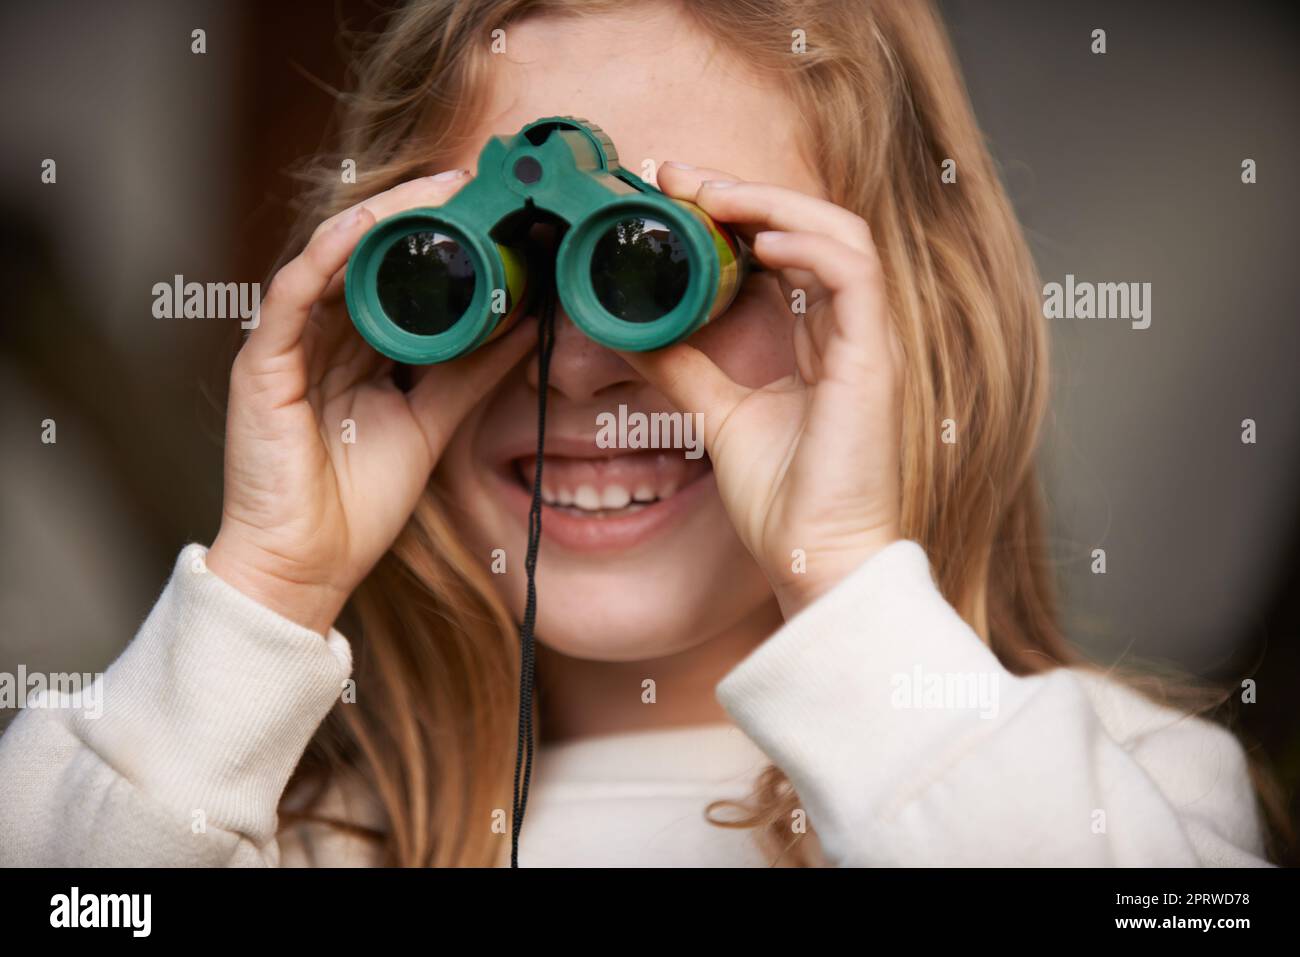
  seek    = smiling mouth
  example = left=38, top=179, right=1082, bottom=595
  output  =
left=509, top=450, right=712, bottom=517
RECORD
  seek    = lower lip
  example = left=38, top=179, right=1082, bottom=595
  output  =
left=493, top=459, right=716, bottom=553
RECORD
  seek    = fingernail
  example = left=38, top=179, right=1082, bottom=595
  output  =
left=429, top=168, right=469, bottom=181
left=664, top=161, right=695, bottom=170
left=334, top=206, right=365, bottom=231
left=703, top=179, right=736, bottom=188
left=755, top=230, right=784, bottom=243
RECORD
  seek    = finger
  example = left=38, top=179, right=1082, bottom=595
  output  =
left=301, top=267, right=354, bottom=382
left=319, top=262, right=347, bottom=304
left=689, top=181, right=875, bottom=256
left=404, top=316, right=538, bottom=453
left=656, top=161, right=758, bottom=241
left=655, top=160, right=746, bottom=195
left=314, top=319, right=389, bottom=403
left=617, top=343, right=748, bottom=449
left=297, top=265, right=351, bottom=369
left=243, top=205, right=375, bottom=364
left=298, top=170, right=476, bottom=374
left=310, top=171, right=473, bottom=307
left=751, top=230, right=891, bottom=376
left=771, top=264, right=827, bottom=315
left=791, top=314, right=819, bottom=385
left=309, top=169, right=472, bottom=243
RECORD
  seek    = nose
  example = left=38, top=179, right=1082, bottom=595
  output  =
left=525, top=300, right=642, bottom=400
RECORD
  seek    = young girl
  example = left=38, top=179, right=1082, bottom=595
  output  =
left=0, top=0, right=1271, bottom=867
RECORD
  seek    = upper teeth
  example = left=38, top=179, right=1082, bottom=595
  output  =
left=540, top=481, right=676, bottom=510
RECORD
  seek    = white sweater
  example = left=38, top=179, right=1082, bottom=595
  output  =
left=0, top=540, right=1269, bottom=867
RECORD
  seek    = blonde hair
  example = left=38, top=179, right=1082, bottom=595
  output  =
left=276, top=0, right=1281, bottom=866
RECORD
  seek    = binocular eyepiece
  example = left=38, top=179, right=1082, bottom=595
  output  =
left=344, top=116, right=754, bottom=364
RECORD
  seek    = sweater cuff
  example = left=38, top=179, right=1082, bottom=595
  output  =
left=715, top=540, right=1028, bottom=841
left=58, top=544, right=353, bottom=844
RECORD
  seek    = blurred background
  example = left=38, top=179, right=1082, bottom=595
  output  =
left=1, top=0, right=1297, bottom=861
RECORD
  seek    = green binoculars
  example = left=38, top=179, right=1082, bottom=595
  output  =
left=344, top=116, right=755, bottom=364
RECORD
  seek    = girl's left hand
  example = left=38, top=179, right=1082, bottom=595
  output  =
left=621, top=162, right=905, bottom=620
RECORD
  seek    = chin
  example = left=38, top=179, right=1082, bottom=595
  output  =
left=532, top=583, right=717, bottom=662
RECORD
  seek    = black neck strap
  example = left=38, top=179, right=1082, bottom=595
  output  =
left=510, top=276, right=558, bottom=868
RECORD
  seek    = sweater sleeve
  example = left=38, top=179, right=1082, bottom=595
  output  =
left=714, top=540, right=1271, bottom=867
left=0, top=544, right=352, bottom=866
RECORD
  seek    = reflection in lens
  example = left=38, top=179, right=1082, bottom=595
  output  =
left=377, top=231, right=476, bottom=336
left=590, top=217, right=689, bottom=322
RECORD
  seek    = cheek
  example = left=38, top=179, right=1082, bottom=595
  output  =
left=691, top=283, right=795, bottom=389
left=433, top=392, right=500, bottom=509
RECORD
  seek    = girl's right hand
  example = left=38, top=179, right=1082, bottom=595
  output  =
left=206, top=171, right=536, bottom=635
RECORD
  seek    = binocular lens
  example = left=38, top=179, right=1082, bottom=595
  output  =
left=377, top=231, right=477, bottom=336
left=589, top=217, right=690, bottom=323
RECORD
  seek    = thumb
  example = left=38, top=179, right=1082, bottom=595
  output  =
left=617, top=343, right=747, bottom=448
left=405, top=316, right=538, bottom=452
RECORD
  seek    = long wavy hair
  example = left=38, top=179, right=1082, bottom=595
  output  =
left=275, top=0, right=1284, bottom=866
